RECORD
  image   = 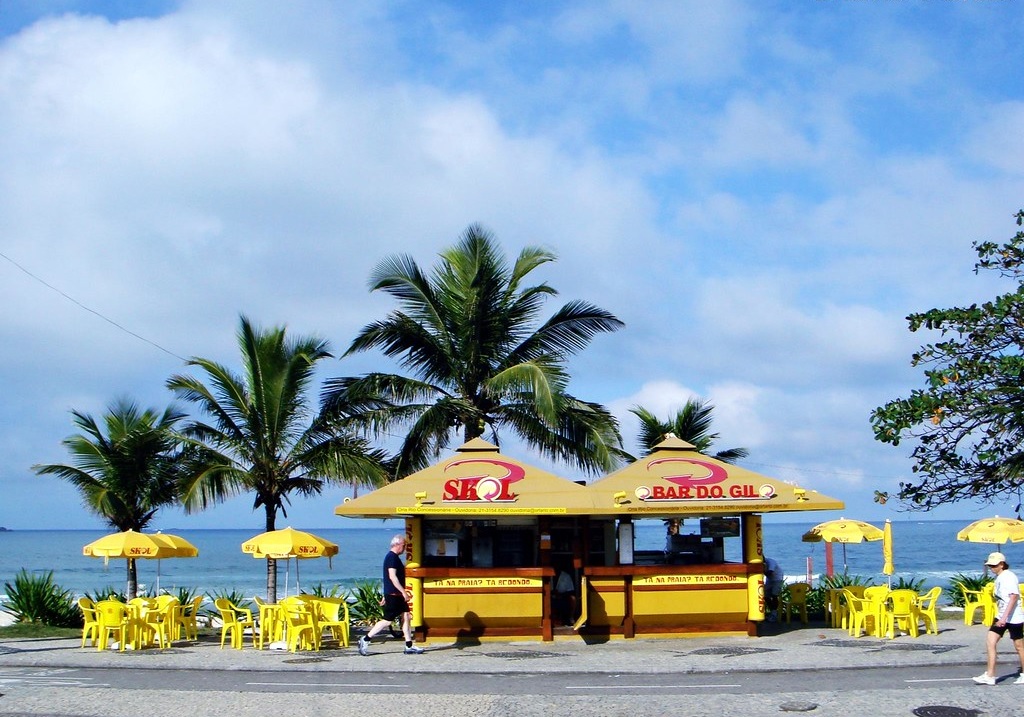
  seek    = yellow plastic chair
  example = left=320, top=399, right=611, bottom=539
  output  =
left=883, top=589, right=919, bottom=639
left=78, top=597, right=100, bottom=648
left=177, top=596, right=203, bottom=641
left=311, top=596, right=351, bottom=647
left=836, top=585, right=866, bottom=630
left=963, top=583, right=995, bottom=626
left=281, top=596, right=321, bottom=652
left=128, top=597, right=165, bottom=649
left=153, top=595, right=180, bottom=646
left=843, top=589, right=878, bottom=638
left=215, top=598, right=255, bottom=649
left=780, top=582, right=811, bottom=624
left=254, top=596, right=284, bottom=649
left=915, top=586, right=942, bottom=635
left=94, top=599, right=132, bottom=651
left=863, top=586, right=890, bottom=637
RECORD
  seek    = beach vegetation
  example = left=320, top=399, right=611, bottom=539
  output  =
left=164, top=586, right=200, bottom=606
left=1, top=570, right=82, bottom=628
left=891, top=576, right=926, bottom=592
left=306, top=582, right=346, bottom=598
left=347, top=579, right=385, bottom=625
left=168, top=315, right=390, bottom=603
left=871, top=210, right=1024, bottom=514
left=946, top=572, right=993, bottom=607
left=203, top=588, right=252, bottom=619
left=31, top=398, right=186, bottom=599
left=83, top=585, right=127, bottom=603
left=322, top=224, right=626, bottom=478
left=629, top=399, right=748, bottom=461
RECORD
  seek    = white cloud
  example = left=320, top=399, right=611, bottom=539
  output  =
left=1, top=1, right=1022, bottom=529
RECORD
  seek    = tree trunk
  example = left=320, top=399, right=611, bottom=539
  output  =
left=265, top=505, right=278, bottom=603
left=126, top=558, right=138, bottom=600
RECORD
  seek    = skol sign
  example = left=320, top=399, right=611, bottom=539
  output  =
left=442, top=458, right=524, bottom=503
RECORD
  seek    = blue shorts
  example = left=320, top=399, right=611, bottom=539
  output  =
left=989, top=621, right=1024, bottom=640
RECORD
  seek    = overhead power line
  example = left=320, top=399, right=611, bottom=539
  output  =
left=0, top=249, right=187, bottom=362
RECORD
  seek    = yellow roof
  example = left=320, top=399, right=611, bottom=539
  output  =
left=335, top=438, right=595, bottom=518
left=587, top=435, right=844, bottom=517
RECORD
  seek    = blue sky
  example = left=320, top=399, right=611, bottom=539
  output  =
left=1, top=0, right=1022, bottom=530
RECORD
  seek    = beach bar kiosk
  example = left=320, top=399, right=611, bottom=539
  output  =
left=335, top=436, right=843, bottom=642
left=579, top=435, right=843, bottom=638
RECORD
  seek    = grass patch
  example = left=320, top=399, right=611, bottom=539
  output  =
left=0, top=623, right=80, bottom=639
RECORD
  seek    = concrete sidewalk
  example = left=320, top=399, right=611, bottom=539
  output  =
left=1, top=616, right=1022, bottom=716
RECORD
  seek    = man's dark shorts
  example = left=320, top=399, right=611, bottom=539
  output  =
left=383, top=593, right=410, bottom=621
left=989, top=621, right=1024, bottom=640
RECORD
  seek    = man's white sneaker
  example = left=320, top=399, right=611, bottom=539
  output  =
left=1013, top=673, right=1024, bottom=685
left=404, top=645, right=425, bottom=654
left=357, top=636, right=370, bottom=656
left=973, top=673, right=996, bottom=685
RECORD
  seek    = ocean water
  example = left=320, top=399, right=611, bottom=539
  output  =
left=0, top=519, right=1008, bottom=601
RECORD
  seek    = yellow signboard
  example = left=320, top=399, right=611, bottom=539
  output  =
left=396, top=506, right=568, bottom=515
left=633, top=574, right=744, bottom=586
left=425, top=577, right=543, bottom=589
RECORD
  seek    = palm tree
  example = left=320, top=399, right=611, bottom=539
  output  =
left=167, top=315, right=389, bottom=602
left=32, top=398, right=185, bottom=599
left=630, top=398, right=749, bottom=461
left=321, top=224, right=626, bottom=478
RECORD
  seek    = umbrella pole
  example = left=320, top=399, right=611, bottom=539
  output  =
left=296, top=559, right=300, bottom=595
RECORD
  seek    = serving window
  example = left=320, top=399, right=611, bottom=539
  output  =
left=421, top=519, right=538, bottom=568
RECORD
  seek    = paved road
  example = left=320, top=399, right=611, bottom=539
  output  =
left=3, top=622, right=1024, bottom=716
left=0, top=662, right=1013, bottom=694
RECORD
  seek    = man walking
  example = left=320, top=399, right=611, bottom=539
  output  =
left=358, top=534, right=424, bottom=655
left=972, top=551, right=1024, bottom=685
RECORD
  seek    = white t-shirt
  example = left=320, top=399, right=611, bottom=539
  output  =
left=993, top=569, right=1024, bottom=624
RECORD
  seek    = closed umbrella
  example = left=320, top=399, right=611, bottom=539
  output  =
left=882, top=519, right=894, bottom=588
left=956, top=516, right=1024, bottom=546
left=241, top=527, right=339, bottom=598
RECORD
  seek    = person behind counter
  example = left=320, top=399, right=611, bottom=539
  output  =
left=764, top=556, right=783, bottom=621
left=552, top=564, right=576, bottom=626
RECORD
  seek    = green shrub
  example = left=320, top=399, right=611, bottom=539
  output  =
left=164, top=586, right=200, bottom=606
left=1, top=570, right=82, bottom=628
left=307, top=582, right=346, bottom=598
left=348, top=579, right=384, bottom=625
left=947, top=573, right=992, bottom=607
left=204, top=589, right=253, bottom=618
left=892, top=577, right=926, bottom=592
left=84, top=586, right=126, bottom=603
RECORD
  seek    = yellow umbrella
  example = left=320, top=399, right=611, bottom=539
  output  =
left=149, top=533, right=199, bottom=591
left=882, top=519, right=894, bottom=587
left=802, top=518, right=884, bottom=573
left=151, top=532, right=199, bottom=558
left=241, top=527, right=339, bottom=596
left=83, top=530, right=198, bottom=598
left=956, top=516, right=1024, bottom=545
left=83, top=529, right=169, bottom=560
